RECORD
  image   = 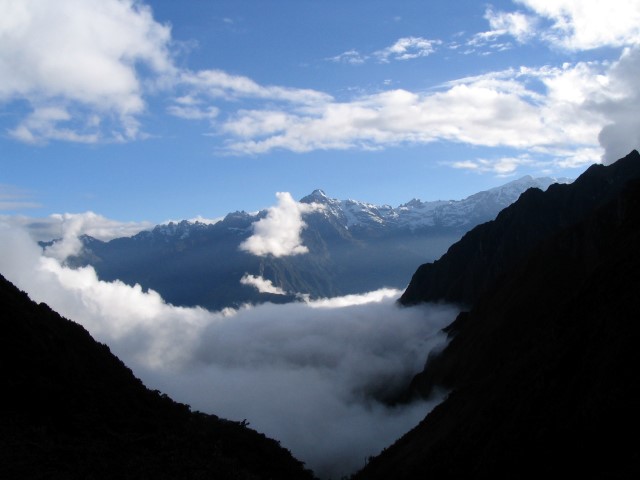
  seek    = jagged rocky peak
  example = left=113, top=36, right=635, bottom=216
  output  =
left=300, top=188, right=333, bottom=204
left=400, top=198, right=425, bottom=208
left=151, top=219, right=208, bottom=239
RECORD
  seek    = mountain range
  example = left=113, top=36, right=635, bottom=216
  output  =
left=5, top=150, right=640, bottom=478
left=68, top=175, right=565, bottom=311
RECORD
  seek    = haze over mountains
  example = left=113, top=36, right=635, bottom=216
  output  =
left=67, top=175, right=566, bottom=311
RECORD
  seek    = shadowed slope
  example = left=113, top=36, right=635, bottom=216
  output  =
left=0, top=273, right=315, bottom=480
left=356, top=155, right=640, bottom=478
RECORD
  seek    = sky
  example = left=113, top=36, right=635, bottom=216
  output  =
left=2, top=0, right=640, bottom=233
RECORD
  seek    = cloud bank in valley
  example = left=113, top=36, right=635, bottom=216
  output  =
left=0, top=221, right=458, bottom=479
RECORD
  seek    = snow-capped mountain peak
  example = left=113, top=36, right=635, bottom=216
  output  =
left=301, top=175, right=572, bottom=231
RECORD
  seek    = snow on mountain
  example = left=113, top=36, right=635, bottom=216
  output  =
left=70, top=175, right=572, bottom=311
left=300, top=176, right=571, bottom=232
left=123, top=175, right=570, bottom=243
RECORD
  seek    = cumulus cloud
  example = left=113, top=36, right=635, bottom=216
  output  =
left=472, top=8, right=535, bottom=45
left=0, top=0, right=174, bottom=143
left=239, top=192, right=324, bottom=257
left=240, top=273, right=288, bottom=295
left=517, top=0, right=640, bottom=50
left=593, top=46, right=640, bottom=163
left=0, top=221, right=459, bottom=479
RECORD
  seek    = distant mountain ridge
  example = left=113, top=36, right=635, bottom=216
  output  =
left=301, top=175, right=565, bottom=232
left=69, top=176, right=567, bottom=311
left=355, top=150, right=640, bottom=479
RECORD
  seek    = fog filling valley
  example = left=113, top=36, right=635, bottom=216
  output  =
left=0, top=222, right=458, bottom=478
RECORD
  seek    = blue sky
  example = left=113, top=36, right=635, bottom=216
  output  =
left=1, top=0, right=640, bottom=234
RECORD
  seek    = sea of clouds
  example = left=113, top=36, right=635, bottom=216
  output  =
left=0, top=220, right=458, bottom=478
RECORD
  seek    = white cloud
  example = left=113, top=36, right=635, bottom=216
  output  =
left=517, top=0, right=640, bottom=50
left=0, top=0, right=174, bottom=143
left=239, top=192, right=324, bottom=257
left=328, top=37, right=440, bottom=65
left=327, top=49, right=367, bottom=65
left=452, top=154, right=536, bottom=175
left=592, top=46, right=640, bottom=163
left=178, top=69, right=333, bottom=105
left=166, top=104, right=220, bottom=121
left=222, top=63, right=605, bottom=157
left=374, top=37, right=441, bottom=62
left=0, top=221, right=459, bottom=479
left=8, top=106, right=101, bottom=144
left=240, top=273, right=288, bottom=295
left=480, top=8, right=536, bottom=43
left=219, top=54, right=640, bottom=173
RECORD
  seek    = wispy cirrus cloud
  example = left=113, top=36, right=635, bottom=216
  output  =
left=452, top=155, right=533, bottom=175
left=327, top=49, right=367, bottom=65
left=329, top=36, right=441, bottom=65
left=177, top=69, right=333, bottom=105
left=374, top=37, right=442, bottom=62
left=0, top=184, right=41, bottom=211
left=467, top=8, right=536, bottom=51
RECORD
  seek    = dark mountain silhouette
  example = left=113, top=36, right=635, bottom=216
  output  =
left=401, top=149, right=640, bottom=307
left=355, top=151, right=640, bottom=478
left=66, top=178, right=560, bottom=311
left=0, top=273, right=315, bottom=479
